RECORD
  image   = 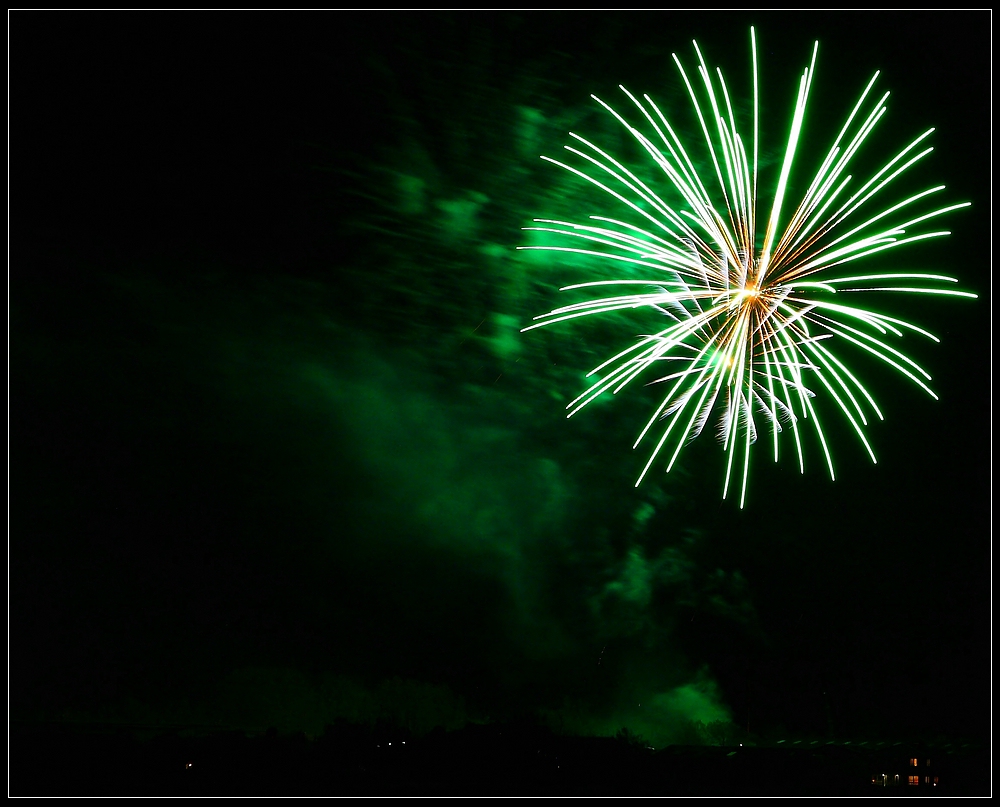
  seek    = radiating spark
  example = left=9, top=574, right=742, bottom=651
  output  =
left=520, top=28, right=976, bottom=508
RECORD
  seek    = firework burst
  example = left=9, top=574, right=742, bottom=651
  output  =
left=520, top=28, right=976, bottom=508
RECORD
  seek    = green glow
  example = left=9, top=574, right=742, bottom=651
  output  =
left=520, top=30, right=976, bottom=507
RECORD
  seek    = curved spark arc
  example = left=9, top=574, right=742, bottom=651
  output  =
left=519, top=27, right=977, bottom=507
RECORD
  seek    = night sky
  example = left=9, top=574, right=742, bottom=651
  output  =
left=12, top=11, right=990, bottom=749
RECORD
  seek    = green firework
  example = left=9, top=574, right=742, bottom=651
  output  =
left=520, top=28, right=977, bottom=508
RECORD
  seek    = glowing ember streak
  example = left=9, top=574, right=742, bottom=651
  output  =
left=520, top=28, right=976, bottom=508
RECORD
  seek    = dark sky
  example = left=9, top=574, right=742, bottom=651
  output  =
left=12, top=11, right=990, bottom=746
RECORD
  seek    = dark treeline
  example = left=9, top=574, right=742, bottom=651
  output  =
left=12, top=720, right=988, bottom=796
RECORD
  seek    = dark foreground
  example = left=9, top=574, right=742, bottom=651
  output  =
left=12, top=722, right=988, bottom=796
